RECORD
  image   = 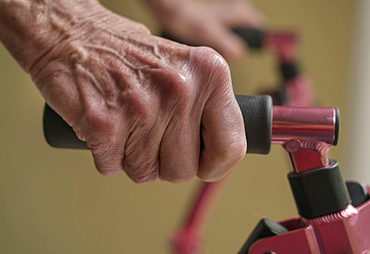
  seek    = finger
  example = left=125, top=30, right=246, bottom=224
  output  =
left=159, top=114, right=200, bottom=183
left=119, top=86, right=168, bottom=184
left=83, top=114, right=126, bottom=176
left=91, top=142, right=125, bottom=176
left=70, top=60, right=129, bottom=176
left=123, top=127, right=161, bottom=184
left=197, top=90, right=246, bottom=182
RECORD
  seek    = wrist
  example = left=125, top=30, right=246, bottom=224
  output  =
left=0, top=0, right=105, bottom=72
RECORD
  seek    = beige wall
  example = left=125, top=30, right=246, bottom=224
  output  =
left=0, top=1, right=355, bottom=253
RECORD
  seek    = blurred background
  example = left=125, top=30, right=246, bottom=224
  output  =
left=0, top=0, right=360, bottom=253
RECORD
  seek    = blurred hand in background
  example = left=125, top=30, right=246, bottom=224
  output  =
left=143, top=0, right=265, bottom=61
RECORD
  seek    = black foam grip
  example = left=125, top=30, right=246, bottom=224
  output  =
left=43, top=104, right=88, bottom=149
left=43, top=95, right=272, bottom=154
left=235, top=95, right=272, bottom=154
left=162, top=28, right=265, bottom=50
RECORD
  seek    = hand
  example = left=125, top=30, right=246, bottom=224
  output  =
left=25, top=2, right=246, bottom=183
left=144, top=0, right=265, bottom=61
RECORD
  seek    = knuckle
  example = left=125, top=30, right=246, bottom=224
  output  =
left=190, top=47, right=231, bottom=84
left=193, top=47, right=228, bottom=69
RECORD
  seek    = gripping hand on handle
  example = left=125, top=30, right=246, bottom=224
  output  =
left=0, top=0, right=246, bottom=184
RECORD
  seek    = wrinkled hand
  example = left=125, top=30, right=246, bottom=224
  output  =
left=30, top=5, right=246, bottom=183
left=144, top=0, right=264, bottom=61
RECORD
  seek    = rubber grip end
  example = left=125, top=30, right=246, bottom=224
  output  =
left=235, top=95, right=272, bottom=154
left=43, top=104, right=88, bottom=149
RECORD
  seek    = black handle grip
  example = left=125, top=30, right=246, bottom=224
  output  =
left=235, top=95, right=272, bottom=154
left=43, top=104, right=89, bottom=150
left=43, top=95, right=272, bottom=154
left=162, top=28, right=265, bottom=50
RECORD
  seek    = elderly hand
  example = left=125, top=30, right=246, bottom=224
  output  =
left=0, top=0, right=246, bottom=183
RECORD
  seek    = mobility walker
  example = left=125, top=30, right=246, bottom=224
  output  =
left=42, top=29, right=370, bottom=253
